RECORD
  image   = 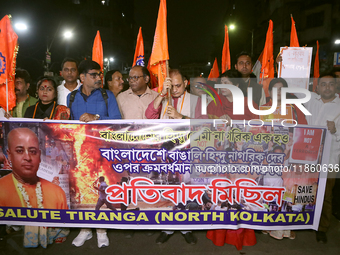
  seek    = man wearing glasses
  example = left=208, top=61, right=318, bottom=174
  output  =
left=58, top=58, right=81, bottom=106
left=67, top=60, right=121, bottom=122
left=116, top=65, right=158, bottom=119
left=68, top=60, right=121, bottom=248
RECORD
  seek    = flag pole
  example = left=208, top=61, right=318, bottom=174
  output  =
left=166, top=60, right=171, bottom=106
left=6, top=79, right=8, bottom=112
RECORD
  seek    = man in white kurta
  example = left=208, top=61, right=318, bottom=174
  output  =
left=304, top=73, right=340, bottom=243
left=145, top=69, right=198, bottom=244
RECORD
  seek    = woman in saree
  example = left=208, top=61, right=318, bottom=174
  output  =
left=25, top=77, right=70, bottom=120
left=206, top=70, right=257, bottom=250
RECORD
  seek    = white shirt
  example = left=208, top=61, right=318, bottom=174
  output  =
left=57, top=80, right=81, bottom=106
left=304, top=92, right=340, bottom=165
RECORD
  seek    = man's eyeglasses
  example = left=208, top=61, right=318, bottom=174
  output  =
left=127, top=75, right=144, bottom=82
left=87, top=72, right=103, bottom=79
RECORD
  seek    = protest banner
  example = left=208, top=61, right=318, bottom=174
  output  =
left=278, top=47, right=313, bottom=93
left=0, top=119, right=331, bottom=230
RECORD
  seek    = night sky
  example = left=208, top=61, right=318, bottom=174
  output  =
left=1, top=0, right=261, bottom=81
left=135, top=0, right=228, bottom=64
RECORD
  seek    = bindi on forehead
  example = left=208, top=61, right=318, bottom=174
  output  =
left=40, top=82, right=53, bottom=89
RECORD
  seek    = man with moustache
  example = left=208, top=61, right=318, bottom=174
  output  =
left=58, top=58, right=81, bottom=106
left=116, top=65, right=158, bottom=119
left=115, top=65, right=158, bottom=239
left=304, top=72, right=340, bottom=244
left=9, top=69, right=38, bottom=117
left=234, top=52, right=266, bottom=106
left=144, top=69, right=199, bottom=245
left=145, top=69, right=201, bottom=120
left=67, top=60, right=121, bottom=122
left=67, top=60, right=120, bottom=248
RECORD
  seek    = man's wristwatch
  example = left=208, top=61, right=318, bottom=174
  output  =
left=95, top=114, right=100, bottom=120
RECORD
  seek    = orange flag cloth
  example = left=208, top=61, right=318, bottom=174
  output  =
left=290, top=15, right=299, bottom=47
left=260, top=20, right=274, bottom=97
left=208, top=58, right=219, bottom=81
left=222, top=25, right=231, bottom=73
left=313, top=40, right=319, bottom=92
left=148, top=0, right=169, bottom=92
left=92, top=30, right=103, bottom=72
left=0, top=15, right=18, bottom=111
left=133, top=27, right=145, bottom=66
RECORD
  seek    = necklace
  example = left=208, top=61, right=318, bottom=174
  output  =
left=14, top=176, right=44, bottom=208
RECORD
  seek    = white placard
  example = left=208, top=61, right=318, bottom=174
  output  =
left=37, top=156, right=71, bottom=207
left=37, top=158, right=55, bottom=182
left=278, top=47, right=313, bottom=92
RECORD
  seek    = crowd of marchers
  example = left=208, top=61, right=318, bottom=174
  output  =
left=1, top=51, right=340, bottom=250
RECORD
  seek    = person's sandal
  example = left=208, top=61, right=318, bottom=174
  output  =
left=269, top=232, right=283, bottom=240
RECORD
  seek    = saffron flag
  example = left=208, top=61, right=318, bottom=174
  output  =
left=313, top=40, right=319, bottom=92
left=290, top=15, right=299, bottom=47
left=148, top=0, right=169, bottom=92
left=222, top=25, right=231, bottom=73
left=133, top=27, right=145, bottom=67
left=92, top=31, right=103, bottom=72
left=260, top=20, right=274, bottom=97
left=0, top=15, right=18, bottom=111
left=208, top=58, right=219, bottom=81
